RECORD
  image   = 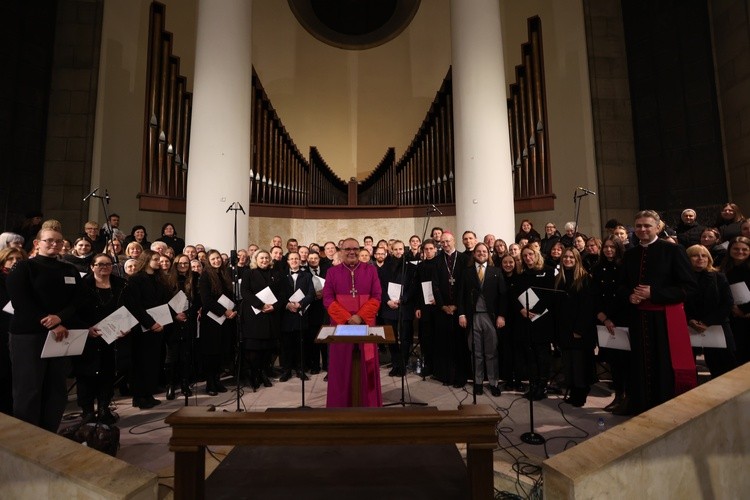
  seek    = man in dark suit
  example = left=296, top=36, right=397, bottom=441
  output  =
left=306, top=251, right=329, bottom=373
left=432, top=231, right=470, bottom=387
left=457, top=243, right=507, bottom=396
left=279, top=252, right=315, bottom=382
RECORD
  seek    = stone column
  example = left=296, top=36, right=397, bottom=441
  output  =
left=185, top=0, right=251, bottom=252
left=450, top=0, right=515, bottom=241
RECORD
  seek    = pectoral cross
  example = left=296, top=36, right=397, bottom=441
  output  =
left=448, top=277, right=455, bottom=286
left=350, top=286, right=358, bottom=297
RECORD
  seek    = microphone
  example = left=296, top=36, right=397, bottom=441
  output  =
left=82, top=187, right=99, bottom=202
left=105, top=189, right=110, bottom=205
left=430, top=204, right=443, bottom=215
left=577, top=187, right=596, bottom=195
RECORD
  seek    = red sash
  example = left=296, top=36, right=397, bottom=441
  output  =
left=638, top=301, right=697, bottom=395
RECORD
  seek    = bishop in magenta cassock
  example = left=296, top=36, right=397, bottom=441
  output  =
left=322, top=238, right=382, bottom=407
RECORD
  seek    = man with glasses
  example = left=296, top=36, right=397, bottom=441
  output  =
left=6, top=228, right=86, bottom=432
left=322, top=238, right=382, bottom=407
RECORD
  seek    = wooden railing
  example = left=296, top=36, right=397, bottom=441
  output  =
left=507, top=16, right=554, bottom=212
left=139, top=1, right=192, bottom=213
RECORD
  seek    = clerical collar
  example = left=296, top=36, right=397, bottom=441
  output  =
left=639, top=236, right=659, bottom=247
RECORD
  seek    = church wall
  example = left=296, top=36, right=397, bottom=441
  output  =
left=499, top=0, right=602, bottom=239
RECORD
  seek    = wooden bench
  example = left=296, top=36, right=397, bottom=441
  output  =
left=166, top=405, right=500, bottom=499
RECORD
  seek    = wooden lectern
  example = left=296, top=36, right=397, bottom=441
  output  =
left=316, top=325, right=395, bottom=406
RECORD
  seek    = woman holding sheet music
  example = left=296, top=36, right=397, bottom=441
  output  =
left=0, top=247, right=27, bottom=416
left=76, top=253, right=128, bottom=424
left=124, top=249, right=171, bottom=409
left=198, top=250, right=237, bottom=396
left=721, top=236, right=750, bottom=365
left=684, top=245, right=737, bottom=378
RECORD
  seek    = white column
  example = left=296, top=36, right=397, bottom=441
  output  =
left=450, top=0, right=515, bottom=241
left=185, top=0, right=251, bottom=252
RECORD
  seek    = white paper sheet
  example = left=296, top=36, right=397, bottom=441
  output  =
left=40, top=329, right=88, bottom=358
left=256, top=286, right=278, bottom=305
left=168, top=290, right=189, bottom=313
left=288, top=288, right=305, bottom=303
left=368, top=326, right=386, bottom=338
left=141, top=304, right=173, bottom=331
left=94, top=305, right=138, bottom=344
left=312, top=276, right=325, bottom=292
left=207, top=294, right=237, bottom=325
left=518, top=288, right=540, bottom=308
left=689, top=325, right=727, bottom=348
left=387, top=282, right=402, bottom=301
left=729, top=281, right=750, bottom=305
left=421, top=281, right=434, bottom=304
left=2, top=301, right=13, bottom=315
left=317, top=326, right=336, bottom=340
left=597, top=326, right=631, bottom=351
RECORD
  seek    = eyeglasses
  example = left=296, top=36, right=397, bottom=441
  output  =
left=177, top=261, right=190, bottom=266
left=40, top=239, right=64, bottom=245
left=93, top=263, right=113, bottom=267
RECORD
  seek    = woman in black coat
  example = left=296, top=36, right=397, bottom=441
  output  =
left=198, top=250, right=237, bottom=396
left=685, top=245, right=737, bottom=378
left=714, top=203, right=745, bottom=242
left=590, top=236, right=629, bottom=412
left=721, top=236, right=750, bottom=365
left=513, top=246, right=555, bottom=400
left=515, top=219, right=541, bottom=244
left=240, top=250, right=284, bottom=389
left=156, top=222, right=185, bottom=255
left=498, top=254, right=523, bottom=391
left=554, top=248, right=595, bottom=407
left=123, top=249, right=171, bottom=409
left=0, top=247, right=26, bottom=415
left=75, top=254, right=128, bottom=424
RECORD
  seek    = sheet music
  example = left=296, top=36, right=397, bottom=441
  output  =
left=2, top=301, right=13, bottom=315
left=317, top=326, right=336, bottom=340
left=689, top=325, right=727, bottom=348
left=312, top=276, right=325, bottom=292
left=368, top=326, right=386, bottom=338
left=207, top=294, right=236, bottom=324
left=597, top=326, right=631, bottom=351
left=387, top=282, right=402, bottom=301
left=141, top=304, right=173, bottom=331
left=94, top=305, right=138, bottom=344
left=518, top=288, right=540, bottom=308
left=289, top=288, right=305, bottom=303
left=729, top=282, right=750, bottom=305
left=40, top=329, right=88, bottom=358
left=256, top=286, right=278, bottom=305
left=421, top=281, right=434, bottom=304
left=168, top=290, right=189, bottom=313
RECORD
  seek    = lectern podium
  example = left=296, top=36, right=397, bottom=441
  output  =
left=316, top=325, right=395, bottom=407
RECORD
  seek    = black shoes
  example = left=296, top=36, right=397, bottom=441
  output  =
left=279, top=370, right=292, bottom=382
left=473, top=384, right=484, bottom=396
left=166, top=385, right=176, bottom=400
left=388, top=366, right=405, bottom=377
left=133, top=397, right=157, bottom=409
left=297, top=370, right=310, bottom=381
left=215, top=378, right=228, bottom=393
left=489, top=385, right=502, bottom=397
left=181, top=384, right=193, bottom=397
left=99, top=408, right=118, bottom=426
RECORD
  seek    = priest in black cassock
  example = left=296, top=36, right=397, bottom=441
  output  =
left=621, top=210, right=698, bottom=415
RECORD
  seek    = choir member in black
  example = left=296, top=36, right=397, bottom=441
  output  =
left=461, top=231, right=478, bottom=256
left=583, top=237, right=601, bottom=273
left=514, top=245, right=556, bottom=400
left=540, top=222, right=561, bottom=256
left=432, top=231, right=471, bottom=387
left=721, top=236, right=750, bottom=365
left=613, top=225, right=634, bottom=250
left=63, top=237, right=94, bottom=274
left=165, top=254, right=200, bottom=399
left=621, top=210, right=698, bottom=415
left=684, top=245, right=737, bottom=377
left=75, top=254, right=127, bottom=424
left=544, top=242, right=563, bottom=271
left=457, top=243, right=507, bottom=396
left=240, top=251, right=284, bottom=389
left=714, top=203, right=745, bottom=242
left=380, top=240, right=417, bottom=377
left=83, top=221, right=106, bottom=254
left=554, top=248, right=595, bottom=407
left=406, top=235, right=422, bottom=262
left=279, top=252, right=315, bottom=382
left=0, top=247, right=26, bottom=415
left=198, top=250, right=237, bottom=396
left=491, top=239, right=508, bottom=265
left=700, top=228, right=726, bottom=268
left=124, top=250, right=172, bottom=409
left=123, top=225, right=150, bottom=249
left=498, top=254, right=523, bottom=391
left=156, top=223, right=185, bottom=255
left=591, top=236, right=629, bottom=412
left=415, top=240, right=439, bottom=377
left=676, top=209, right=705, bottom=248
left=305, top=251, right=329, bottom=373
left=515, top=219, right=541, bottom=244
left=6, top=228, right=86, bottom=431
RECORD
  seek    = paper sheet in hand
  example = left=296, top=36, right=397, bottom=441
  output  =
left=387, top=282, right=402, bottom=301
left=518, top=288, right=540, bottom=308
left=368, top=326, right=386, bottom=338
left=689, top=325, right=727, bottom=348
left=2, top=301, right=13, bottom=314
left=312, top=276, right=325, bottom=292
left=256, top=286, right=278, bottom=305
left=288, top=288, right=305, bottom=303
left=168, top=290, right=189, bottom=313
left=95, top=305, right=138, bottom=344
left=729, top=282, right=750, bottom=305
left=597, top=326, right=631, bottom=351
left=142, top=304, right=173, bottom=331
left=40, top=329, right=88, bottom=358
left=317, top=326, right=336, bottom=340
left=334, top=325, right=369, bottom=336
left=421, top=281, right=434, bottom=304
left=207, top=294, right=236, bottom=325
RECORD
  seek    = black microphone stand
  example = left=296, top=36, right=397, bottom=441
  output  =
left=572, top=189, right=589, bottom=236
left=416, top=205, right=435, bottom=380
left=298, top=300, right=310, bottom=409
left=226, top=202, right=245, bottom=412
